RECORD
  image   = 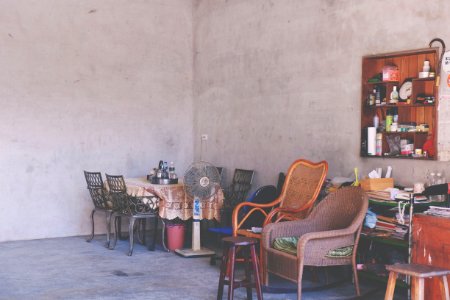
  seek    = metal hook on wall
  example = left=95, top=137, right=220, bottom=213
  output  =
left=429, top=38, right=446, bottom=86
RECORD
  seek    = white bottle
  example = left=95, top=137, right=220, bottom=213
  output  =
left=436, top=172, right=446, bottom=201
left=373, top=115, right=379, bottom=128
left=390, top=86, right=399, bottom=104
left=427, top=172, right=437, bottom=201
left=423, top=60, right=430, bottom=72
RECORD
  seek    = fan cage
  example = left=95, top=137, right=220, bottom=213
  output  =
left=184, top=161, right=221, bottom=200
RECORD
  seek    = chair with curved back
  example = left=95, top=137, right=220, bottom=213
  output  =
left=106, top=174, right=159, bottom=256
left=232, top=159, right=328, bottom=238
left=262, top=187, right=368, bottom=300
left=84, top=171, right=114, bottom=247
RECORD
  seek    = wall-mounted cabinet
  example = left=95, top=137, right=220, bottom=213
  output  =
left=360, top=48, right=439, bottom=160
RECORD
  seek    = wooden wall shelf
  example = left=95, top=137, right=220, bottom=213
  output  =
left=360, top=47, right=439, bottom=160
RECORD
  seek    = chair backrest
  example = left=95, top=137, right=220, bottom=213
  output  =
left=308, top=186, right=368, bottom=232
left=105, top=174, right=129, bottom=213
left=105, top=174, right=127, bottom=194
left=278, top=159, right=328, bottom=218
left=228, top=168, right=255, bottom=207
left=84, top=171, right=104, bottom=189
left=84, top=171, right=111, bottom=209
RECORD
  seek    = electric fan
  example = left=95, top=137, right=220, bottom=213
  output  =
left=175, top=161, right=221, bottom=257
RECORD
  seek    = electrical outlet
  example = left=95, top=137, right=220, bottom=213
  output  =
left=201, top=134, right=208, bottom=141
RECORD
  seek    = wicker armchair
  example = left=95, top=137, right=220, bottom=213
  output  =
left=84, top=171, right=115, bottom=247
left=262, top=187, right=368, bottom=300
left=106, top=174, right=159, bottom=256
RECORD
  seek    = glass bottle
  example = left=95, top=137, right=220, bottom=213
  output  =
left=168, top=162, right=177, bottom=180
left=375, top=87, right=381, bottom=105
left=390, top=86, right=399, bottom=104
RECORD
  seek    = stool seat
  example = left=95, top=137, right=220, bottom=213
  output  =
left=386, top=263, right=450, bottom=278
left=222, top=236, right=258, bottom=246
left=385, top=263, right=450, bottom=300
left=217, top=236, right=263, bottom=300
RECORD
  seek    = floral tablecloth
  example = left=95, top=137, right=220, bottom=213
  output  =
left=125, top=177, right=223, bottom=221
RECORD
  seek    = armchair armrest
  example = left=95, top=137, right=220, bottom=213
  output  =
left=261, top=218, right=318, bottom=250
left=263, top=205, right=312, bottom=226
left=232, top=197, right=281, bottom=235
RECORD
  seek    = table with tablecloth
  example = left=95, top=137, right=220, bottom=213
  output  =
left=125, top=177, right=224, bottom=221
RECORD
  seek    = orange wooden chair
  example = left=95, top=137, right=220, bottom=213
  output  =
left=231, top=159, right=328, bottom=281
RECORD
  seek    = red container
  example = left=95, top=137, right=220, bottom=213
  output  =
left=166, top=223, right=185, bottom=251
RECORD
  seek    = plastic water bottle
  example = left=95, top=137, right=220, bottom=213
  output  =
left=436, top=172, right=446, bottom=202
left=427, top=172, right=437, bottom=201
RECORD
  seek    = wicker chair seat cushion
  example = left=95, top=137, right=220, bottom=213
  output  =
left=273, top=237, right=354, bottom=258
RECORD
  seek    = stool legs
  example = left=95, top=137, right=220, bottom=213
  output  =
left=217, top=243, right=263, bottom=300
left=385, top=272, right=450, bottom=300
left=250, top=244, right=263, bottom=300
left=244, top=248, right=252, bottom=300
left=228, top=246, right=236, bottom=300
left=384, top=272, right=397, bottom=300
left=412, top=277, right=425, bottom=300
left=217, top=245, right=229, bottom=300
left=440, top=275, right=449, bottom=300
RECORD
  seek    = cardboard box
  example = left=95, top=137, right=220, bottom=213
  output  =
left=360, top=178, right=394, bottom=191
left=382, top=65, right=400, bottom=82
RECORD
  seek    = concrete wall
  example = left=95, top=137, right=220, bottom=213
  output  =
left=193, top=0, right=450, bottom=190
left=0, top=0, right=194, bottom=242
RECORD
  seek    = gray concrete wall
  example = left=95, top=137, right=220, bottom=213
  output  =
left=193, top=0, right=450, bottom=190
left=0, top=0, right=194, bottom=242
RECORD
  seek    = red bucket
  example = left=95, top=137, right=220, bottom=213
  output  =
left=166, top=223, right=185, bottom=251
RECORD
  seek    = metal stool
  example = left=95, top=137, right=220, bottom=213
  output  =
left=385, top=263, right=450, bottom=300
left=217, top=236, right=263, bottom=300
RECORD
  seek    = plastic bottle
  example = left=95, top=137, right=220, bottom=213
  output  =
left=390, top=86, right=399, bottom=103
left=376, top=133, right=382, bottom=156
left=423, top=60, right=430, bottom=72
left=386, top=109, right=393, bottom=132
left=427, top=172, right=437, bottom=201
left=436, top=172, right=446, bottom=201
left=373, top=115, right=379, bottom=128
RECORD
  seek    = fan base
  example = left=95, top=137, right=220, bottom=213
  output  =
left=174, top=248, right=215, bottom=258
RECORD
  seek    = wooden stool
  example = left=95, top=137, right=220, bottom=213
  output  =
left=385, top=263, right=450, bottom=300
left=217, top=236, right=263, bottom=300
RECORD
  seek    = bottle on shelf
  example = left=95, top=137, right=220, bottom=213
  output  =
left=423, top=60, right=430, bottom=72
left=373, top=114, right=379, bottom=129
left=376, top=133, right=382, bottom=156
left=390, top=86, right=399, bottom=104
left=386, top=109, right=393, bottom=132
left=375, top=88, right=380, bottom=105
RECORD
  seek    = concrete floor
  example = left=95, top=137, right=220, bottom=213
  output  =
left=0, top=234, right=404, bottom=300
